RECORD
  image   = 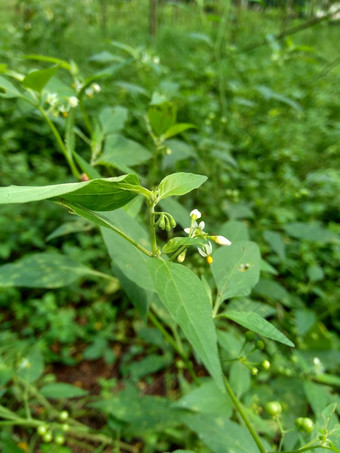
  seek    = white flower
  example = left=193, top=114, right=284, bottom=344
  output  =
left=92, top=83, right=101, bottom=93
left=68, top=96, right=79, bottom=108
left=153, top=56, right=160, bottom=64
left=198, top=241, right=212, bottom=257
left=46, top=92, right=58, bottom=106
left=190, top=209, right=201, bottom=220
left=211, top=235, right=232, bottom=246
left=184, top=221, right=205, bottom=235
left=85, top=87, right=94, bottom=98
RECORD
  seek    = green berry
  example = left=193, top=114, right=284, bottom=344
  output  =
left=43, top=432, right=53, bottom=443
left=265, top=401, right=282, bottom=417
left=55, top=434, right=65, bottom=445
left=245, top=331, right=255, bottom=341
left=301, top=418, right=314, bottom=433
left=295, top=417, right=304, bottom=430
left=256, top=340, right=265, bottom=350
left=59, top=410, right=69, bottom=421
left=61, top=423, right=70, bottom=432
left=261, top=360, right=271, bottom=370
left=37, top=425, right=47, bottom=436
left=251, top=367, right=259, bottom=376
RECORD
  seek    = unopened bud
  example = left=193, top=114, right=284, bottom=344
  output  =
left=211, top=235, right=232, bottom=246
left=177, top=251, right=186, bottom=263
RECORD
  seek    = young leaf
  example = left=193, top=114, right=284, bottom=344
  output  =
left=162, top=123, right=196, bottom=141
left=0, top=253, right=94, bottom=288
left=148, top=259, right=225, bottom=392
left=219, top=311, right=294, bottom=347
left=211, top=241, right=261, bottom=311
left=22, top=65, right=60, bottom=93
left=0, top=175, right=141, bottom=210
left=158, top=173, right=207, bottom=200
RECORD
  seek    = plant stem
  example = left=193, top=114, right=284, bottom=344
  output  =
left=148, top=310, right=200, bottom=386
left=38, top=106, right=81, bottom=179
left=149, top=201, right=158, bottom=255
left=269, top=446, right=334, bottom=453
left=224, top=377, right=266, bottom=453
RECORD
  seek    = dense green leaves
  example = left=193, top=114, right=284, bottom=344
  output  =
left=0, top=76, right=21, bottom=98
left=148, top=259, right=225, bottom=391
left=158, top=173, right=207, bottom=200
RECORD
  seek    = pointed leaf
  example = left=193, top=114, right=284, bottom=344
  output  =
left=22, top=65, right=59, bottom=93
left=220, top=311, right=294, bottom=347
left=158, top=173, right=207, bottom=200
left=0, top=175, right=141, bottom=210
left=212, top=241, right=261, bottom=309
left=162, top=123, right=196, bottom=141
left=148, top=259, right=225, bottom=392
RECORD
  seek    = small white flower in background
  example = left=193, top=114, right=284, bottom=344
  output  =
left=313, top=357, right=324, bottom=374
left=198, top=241, right=212, bottom=258
left=46, top=92, right=58, bottom=106
left=190, top=209, right=201, bottom=220
left=92, top=83, right=101, bottom=93
left=68, top=96, right=79, bottom=108
left=85, top=87, right=94, bottom=98
left=153, top=56, right=160, bottom=64
left=211, top=235, right=232, bottom=246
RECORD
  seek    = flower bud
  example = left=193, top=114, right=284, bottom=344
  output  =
left=211, top=235, right=232, bottom=246
left=190, top=209, right=201, bottom=220
left=169, top=215, right=177, bottom=229
left=261, top=360, right=271, bottom=370
left=157, top=214, right=165, bottom=230
left=177, top=251, right=186, bottom=263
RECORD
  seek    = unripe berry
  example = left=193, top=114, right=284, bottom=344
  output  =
left=55, top=434, right=65, bottom=445
left=61, top=423, right=70, bottom=432
left=261, top=360, right=271, bottom=370
left=37, top=425, right=47, bottom=436
left=265, top=401, right=282, bottom=416
left=245, top=331, right=255, bottom=341
left=59, top=410, right=69, bottom=421
left=43, top=432, right=53, bottom=443
left=251, top=367, right=258, bottom=376
left=301, top=418, right=314, bottom=433
left=256, top=340, right=265, bottom=350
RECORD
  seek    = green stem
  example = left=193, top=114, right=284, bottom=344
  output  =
left=169, top=244, right=187, bottom=262
left=38, top=106, right=81, bottom=179
left=269, top=446, right=335, bottom=453
left=149, top=202, right=158, bottom=255
left=224, top=377, right=266, bottom=453
left=148, top=310, right=200, bottom=387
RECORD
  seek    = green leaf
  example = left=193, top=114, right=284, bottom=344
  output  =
left=263, top=230, right=286, bottom=261
left=17, top=348, right=44, bottom=384
left=99, top=106, right=128, bottom=135
left=101, top=209, right=154, bottom=292
left=0, top=175, right=141, bottom=211
left=158, top=172, right=207, bottom=200
left=253, top=279, right=291, bottom=306
left=47, top=218, right=93, bottom=241
left=148, top=259, right=225, bottom=392
left=0, top=253, right=93, bottom=288
left=24, top=54, right=73, bottom=71
left=219, top=220, right=249, bottom=242
left=162, top=123, right=196, bottom=141
left=182, top=413, right=262, bottom=453
left=211, top=241, right=261, bottom=310
left=173, top=379, right=232, bottom=417
left=0, top=75, right=21, bottom=98
left=40, top=383, right=88, bottom=399
left=148, top=102, right=177, bottom=137
left=229, top=361, right=251, bottom=398
left=283, top=222, right=338, bottom=243
left=22, top=65, right=59, bottom=93
left=220, top=311, right=294, bottom=347
left=162, top=237, right=208, bottom=254
left=95, top=134, right=152, bottom=173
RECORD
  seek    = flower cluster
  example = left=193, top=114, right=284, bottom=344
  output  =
left=45, top=93, right=79, bottom=117
left=184, top=209, right=231, bottom=264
